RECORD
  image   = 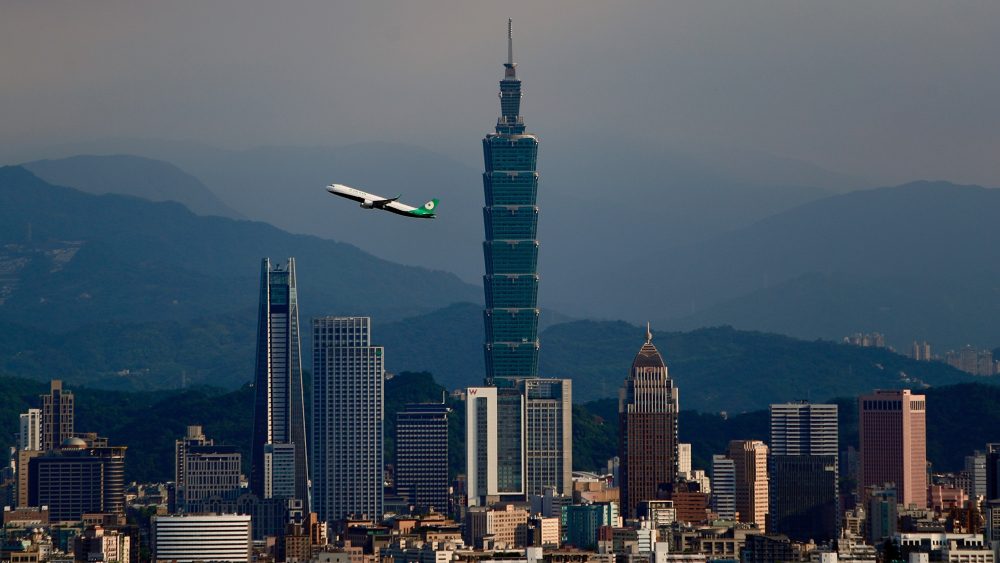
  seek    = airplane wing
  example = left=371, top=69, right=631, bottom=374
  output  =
left=370, top=195, right=401, bottom=209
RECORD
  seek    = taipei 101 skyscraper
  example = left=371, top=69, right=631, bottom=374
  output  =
left=483, top=19, right=540, bottom=382
left=468, top=22, right=572, bottom=504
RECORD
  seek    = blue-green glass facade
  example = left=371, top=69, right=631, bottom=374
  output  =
left=483, top=42, right=540, bottom=381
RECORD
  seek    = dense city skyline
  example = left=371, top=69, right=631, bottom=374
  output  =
left=0, top=7, right=998, bottom=563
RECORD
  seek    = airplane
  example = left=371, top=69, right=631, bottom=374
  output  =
left=325, top=183, right=438, bottom=219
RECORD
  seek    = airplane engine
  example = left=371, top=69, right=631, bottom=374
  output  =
left=360, top=200, right=374, bottom=209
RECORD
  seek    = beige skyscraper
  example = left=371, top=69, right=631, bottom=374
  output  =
left=858, top=389, right=927, bottom=508
left=728, top=440, right=769, bottom=532
left=41, top=380, right=73, bottom=452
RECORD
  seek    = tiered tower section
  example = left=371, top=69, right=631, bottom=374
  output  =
left=483, top=19, right=540, bottom=381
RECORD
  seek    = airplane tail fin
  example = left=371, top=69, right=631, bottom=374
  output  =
left=410, top=198, right=439, bottom=217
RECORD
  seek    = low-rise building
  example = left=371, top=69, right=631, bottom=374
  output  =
left=73, top=525, right=130, bottom=563
left=528, top=517, right=560, bottom=548
left=564, top=503, right=617, bottom=550
left=465, top=505, right=529, bottom=550
left=896, top=533, right=994, bottom=563
left=597, top=524, right=655, bottom=556
left=151, top=513, right=251, bottom=563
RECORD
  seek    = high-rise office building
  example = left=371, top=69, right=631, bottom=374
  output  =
left=618, top=327, right=679, bottom=518
left=866, top=485, right=898, bottom=543
left=250, top=258, right=310, bottom=512
left=175, top=426, right=242, bottom=513
left=495, top=377, right=573, bottom=497
left=986, top=443, right=1000, bottom=501
left=16, top=450, right=42, bottom=508
left=28, top=439, right=126, bottom=522
left=466, top=386, right=524, bottom=506
left=395, top=402, right=451, bottom=514
left=41, top=380, right=73, bottom=452
left=19, top=409, right=41, bottom=451
left=770, top=403, right=838, bottom=457
left=482, top=20, right=540, bottom=381
left=963, top=451, right=986, bottom=499
left=769, top=402, right=839, bottom=542
left=858, top=389, right=927, bottom=508
left=728, top=440, right=769, bottom=532
left=182, top=446, right=242, bottom=513
left=312, top=316, right=384, bottom=522
left=175, top=425, right=210, bottom=505
left=711, top=455, right=736, bottom=520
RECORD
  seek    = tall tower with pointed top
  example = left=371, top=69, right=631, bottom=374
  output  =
left=618, top=328, right=680, bottom=518
left=482, top=19, right=540, bottom=383
left=250, top=258, right=310, bottom=512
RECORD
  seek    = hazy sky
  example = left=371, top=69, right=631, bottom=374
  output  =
left=3, top=0, right=999, bottom=186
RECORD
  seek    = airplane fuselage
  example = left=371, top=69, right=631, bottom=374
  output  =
left=326, top=184, right=437, bottom=219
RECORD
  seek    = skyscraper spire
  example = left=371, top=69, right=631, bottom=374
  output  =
left=504, top=18, right=517, bottom=80
left=507, top=18, right=514, bottom=67
left=646, top=322, right=653, bottom=344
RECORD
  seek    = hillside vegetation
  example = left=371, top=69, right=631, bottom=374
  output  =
left=2, top=373, right=996, bottom=484
left=0, top=302, right=979, bottom=409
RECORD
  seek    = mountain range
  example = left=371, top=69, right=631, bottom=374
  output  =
left=10, top=145, right=999, bottom=353
left=645, top=181, right=1000, bottom=349
left=377, top=302, right=981, bottom=409
left=23, top=154, right=243, bottom=219
left=0, top=164, right=987, bottom=408
left=8, top=141, right=849, bottom=293
left=0, top=165, right=479, bottom=332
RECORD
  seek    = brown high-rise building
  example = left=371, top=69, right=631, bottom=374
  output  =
left=41, top=380, right=74, bottom=452
left=618, top=326, right=679, bottom=518
left=858, top=389, right=927, bottom=508
left=728, top=440, right=769, bottom=532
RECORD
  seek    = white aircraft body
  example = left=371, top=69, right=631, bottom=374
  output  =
left=325, top=183, right=438, bottom=219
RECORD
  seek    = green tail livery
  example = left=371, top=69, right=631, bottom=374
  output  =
left=407, top=199, right=439, bottom=218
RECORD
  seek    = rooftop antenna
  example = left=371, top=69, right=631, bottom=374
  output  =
left=507, top=18, right=513, bottom=66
